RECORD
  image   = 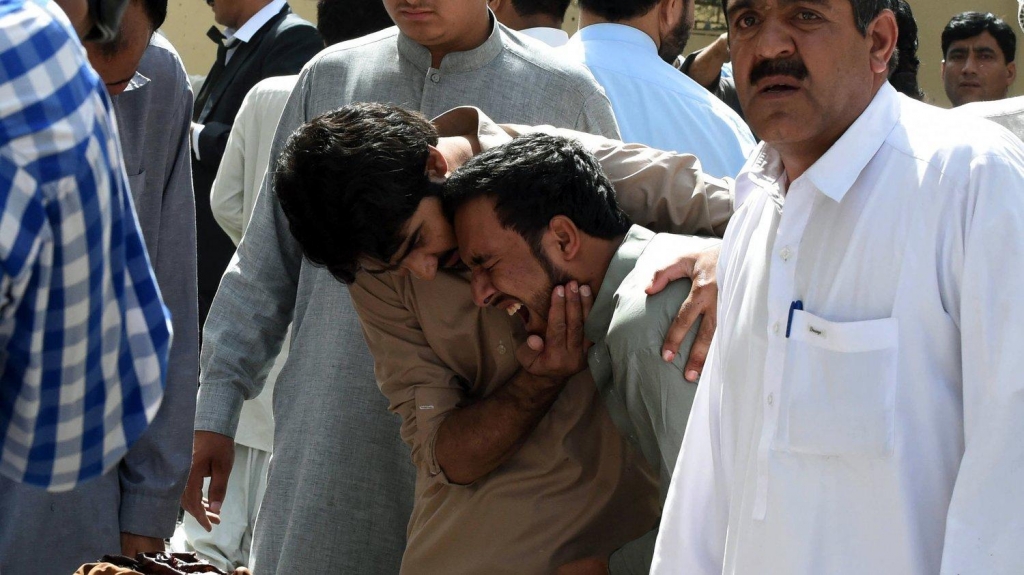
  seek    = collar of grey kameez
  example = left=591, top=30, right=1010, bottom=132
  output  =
left=396, top=11, right=504, bottom=74
left=121, top=71, right=151, bottom=93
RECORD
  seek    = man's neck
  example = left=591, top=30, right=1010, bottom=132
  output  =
left=437, top=136, right=479, bottom=175
left=573, top=235, right=625, bottom=300
left=579, top=8, right=660, bottom=50
left=776, top=82, right=885, bottom=185
left=512, top=14, right=563, bottom=31
left=427, top=11, right=492, bottom=68
left=233, top=0, right=274, bottom=31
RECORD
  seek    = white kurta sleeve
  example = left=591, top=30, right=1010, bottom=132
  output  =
left=209, top=90, right=252, bottom=246
left=940, top=149, right=1024, bottom=574
left=650, top=338, right=730, bottom=575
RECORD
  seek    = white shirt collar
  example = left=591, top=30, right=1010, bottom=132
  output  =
left=744, top=82, right=901, bottom=204
left=572, top=23, right=657, bottom=54
left=224, top=0, right=286, bottom=45
left=519, top=27, right=569, bottom=47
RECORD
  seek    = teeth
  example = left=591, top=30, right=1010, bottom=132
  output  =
left=506, top=302, right=522, bottom=316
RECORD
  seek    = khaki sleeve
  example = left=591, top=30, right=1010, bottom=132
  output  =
left=503, top=124, right=734, bottom=237
left=349, top=271, right=466, bottom=485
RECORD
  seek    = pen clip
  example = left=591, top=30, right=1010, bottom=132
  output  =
left=786, top=300, right=803, bottom=338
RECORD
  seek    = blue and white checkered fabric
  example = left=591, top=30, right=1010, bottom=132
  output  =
left=0, top=0, right=171, bottom=491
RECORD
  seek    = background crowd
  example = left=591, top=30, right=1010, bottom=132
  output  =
left=0, top=0, right=1022, bottom=574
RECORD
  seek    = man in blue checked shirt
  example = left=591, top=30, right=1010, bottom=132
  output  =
left=0, top=0, right=171, bottom=500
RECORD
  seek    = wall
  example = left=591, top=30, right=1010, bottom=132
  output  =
left=162, top=0, right=1022, bottom=109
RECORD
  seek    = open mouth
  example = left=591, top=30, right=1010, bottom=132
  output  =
left=756, top=75, right=802, bottom=96
left=496, top=297, right=530, bottom=326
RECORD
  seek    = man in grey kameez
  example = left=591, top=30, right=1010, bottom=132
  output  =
left=0, top=10, right=198, bottom=575
left=181, top=2, right=619, bottom=572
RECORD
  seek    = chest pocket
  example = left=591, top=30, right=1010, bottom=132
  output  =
left=775, top=309, right=899, bottom=458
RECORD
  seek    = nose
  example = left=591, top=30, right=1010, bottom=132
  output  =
left=961, top=54, right=979, bottom=75
left=470, top=268, right=497, bottom=308
left=753, top=14, right=796, bottom=61
left=403, top=253, right=438, bottom=281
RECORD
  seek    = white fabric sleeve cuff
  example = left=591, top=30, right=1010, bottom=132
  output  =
left=191, top=123, right=204, bottom=161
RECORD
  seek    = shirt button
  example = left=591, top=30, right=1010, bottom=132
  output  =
left=767, top=393, right=774, bottom=406
left=498, top=343, right=507, bottom=355
left=772, top=321, right=780, bottom=334
left=430, top=72, right=440, bottom=83
left=779, top=247, right=792, bottom=261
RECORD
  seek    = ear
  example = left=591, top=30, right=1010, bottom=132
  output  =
left=488, top=0, right=511, bottom=21
left=425, top=145, right=449, bottom=182
left=866, top=10, right=898, bottom=76
left=1007, top=61, right=1017, bottom=86
left=547, top=216, right=582, bottom=263
left=658, top=0, right=680, bottom=34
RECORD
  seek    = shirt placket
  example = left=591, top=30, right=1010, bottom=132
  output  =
left=752, top=179, right=814, bottom=520
left=420, top=67, right=445, bottom=116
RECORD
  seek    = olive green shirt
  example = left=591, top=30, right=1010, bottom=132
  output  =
left=586, top=226, right=721, bottom=574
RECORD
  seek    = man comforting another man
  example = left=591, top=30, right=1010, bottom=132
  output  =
left=272, top=104, right=729, bottom=573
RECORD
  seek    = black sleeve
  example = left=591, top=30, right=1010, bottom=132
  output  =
left=196, top=120, right=231, bottom=170
left=261, top=23, right=323, bottom=80
left=196, top=23, right=321, bottom=170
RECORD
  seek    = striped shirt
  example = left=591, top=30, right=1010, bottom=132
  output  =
left=0, top=0, right=171, bottom=491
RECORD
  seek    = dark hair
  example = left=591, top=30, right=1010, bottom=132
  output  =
left=941, top=11, right=1016, bottom=64
left=443, top=134, right=631, bottom=258
left=275, top=103, right=440, bottom=284
left=888, top=0, right=924, bottom=100
left=141, top=0, right=166, bottom=29
left=720, top=0, right=888, bottom=35
left=96, top=0, right=164, bottom=57
left=316, top=0, right=394, bottom=46
left=511, top=0, right=571, bottom=20
left=578, top=0, right=659, bottom=22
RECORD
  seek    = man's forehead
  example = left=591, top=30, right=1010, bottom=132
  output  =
left=725, top=0, right=834, bottom=14
left=947, top=32, right=1003, bottom=53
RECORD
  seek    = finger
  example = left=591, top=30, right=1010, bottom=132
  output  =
left=545, top=285, right=567, bottom=350
left=203, top=509, right=222, bottom=525
left=515, top=338, right=543, bottom=369
left=207, top=456, right=232, bottom=518
left=579, top=284, right=594, bottom=322
left=181, top=464, right=211, bottom=531
left=684, top=318, right=712, bottom=382
left=685, top=302, right=718, bottom=382
left=645, top=256, right=696, bottom=295
left=661, top=296, right=702, bottom=363
left=527, top=334, right=545, bottom=351
left=565, top=281, right=583, bottom=352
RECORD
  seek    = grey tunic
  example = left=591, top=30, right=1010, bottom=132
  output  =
left=0, top=34, right=199, bottom=574
left=193, top=21, right=619, bottom=575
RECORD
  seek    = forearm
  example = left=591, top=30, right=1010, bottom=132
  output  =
left=434, top=369, right=564, bottom=485
left=682, top=36, right=730, bottom=90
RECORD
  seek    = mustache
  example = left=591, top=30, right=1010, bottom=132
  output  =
left=749, top=57, right=809, bottom=85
